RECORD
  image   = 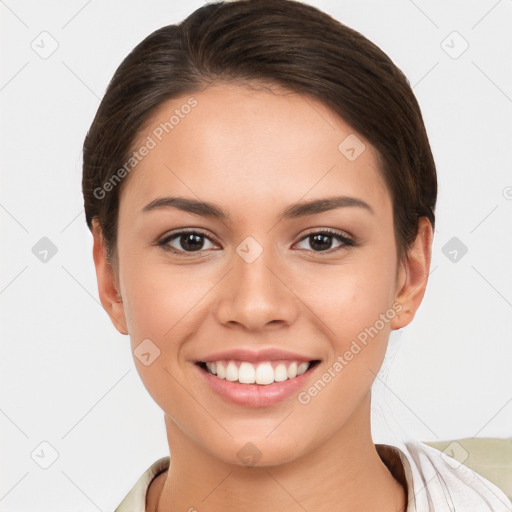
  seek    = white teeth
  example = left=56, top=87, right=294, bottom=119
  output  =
left=216, top=362, right=226, bottom=379
left=255, top=362, right=274, bottom=385
left=202, top=359, right=314, bottom=385
left=226, top=361, right=238, bottom=382
left=297, top=362, right=309, bottom=375
left=239, top=362, right=255, bottom=384
left=287, top=362, right=297, bottom=379
left=274, top=363, right=288, bottom=382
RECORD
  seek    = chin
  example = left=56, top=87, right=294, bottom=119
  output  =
left=201, top=432, right=308, bottom=469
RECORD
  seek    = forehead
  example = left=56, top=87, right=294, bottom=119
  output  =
left=120, top=82, right=390, bottom=222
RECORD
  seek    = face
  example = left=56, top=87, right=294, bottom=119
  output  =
left=94, top=82, right=430, bottom=467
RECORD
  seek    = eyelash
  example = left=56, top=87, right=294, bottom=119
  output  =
left=156, top=228, right=355, bottom=257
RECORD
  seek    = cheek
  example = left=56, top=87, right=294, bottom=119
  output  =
left=115, top=200, right=187, bottom=341
left=301, top=259, right=397, bottom=342
left=119, top=250, right=221, bottom=400
left=119, top=245, right=204, bottom=340
left=292, top=263, right=397, bottom=427
left=118, top=256, right=204, bottom=412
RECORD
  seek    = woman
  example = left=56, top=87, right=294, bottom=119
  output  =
left=82, top=1, right=511, bottom=510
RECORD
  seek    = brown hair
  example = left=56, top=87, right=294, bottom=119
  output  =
left=82, top=0, right=437, bottom=262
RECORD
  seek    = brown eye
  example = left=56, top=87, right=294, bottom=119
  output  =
left=158, top=230, right=218, bottom=254
left=296, top=230, right=354, bottom=253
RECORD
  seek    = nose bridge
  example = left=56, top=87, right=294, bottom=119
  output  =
left=214, top=234, right=298, bottom=330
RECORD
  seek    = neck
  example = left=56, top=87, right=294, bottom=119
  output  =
left=150, top=394, right=406, bottom=512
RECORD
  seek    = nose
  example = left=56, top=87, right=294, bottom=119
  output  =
left=214, top=243, right=300, bottom=332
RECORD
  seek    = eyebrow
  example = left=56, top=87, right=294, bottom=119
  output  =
left=141, top=195, right=374, bottom=219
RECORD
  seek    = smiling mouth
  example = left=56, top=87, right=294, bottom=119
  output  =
left=196, top=359, right=321, bottom=385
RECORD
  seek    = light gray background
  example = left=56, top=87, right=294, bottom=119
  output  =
left=1, top=0, right=511, bottom=510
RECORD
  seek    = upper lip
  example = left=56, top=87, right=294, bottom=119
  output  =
left=196, top=348, right=318, bottom=363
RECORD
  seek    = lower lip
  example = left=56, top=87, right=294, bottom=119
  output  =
left=194, top=362, right=320, bottom=408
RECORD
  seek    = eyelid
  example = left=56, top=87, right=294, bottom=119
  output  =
left=298, top=227, right=354, bottom=241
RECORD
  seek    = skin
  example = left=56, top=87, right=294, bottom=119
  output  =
left=92, top=82, right=432, bottom=512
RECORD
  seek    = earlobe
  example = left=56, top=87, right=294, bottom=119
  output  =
left=91, top=220, right=129, bottom=335
left=390, top=218, right=433, bottom=330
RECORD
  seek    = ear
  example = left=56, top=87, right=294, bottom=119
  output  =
left=91, top=220, right=128, bottom=335
left=390, top=217, right=433, bottom=330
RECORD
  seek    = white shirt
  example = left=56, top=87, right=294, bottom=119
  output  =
left=113, top=439, right=512, bottom=511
